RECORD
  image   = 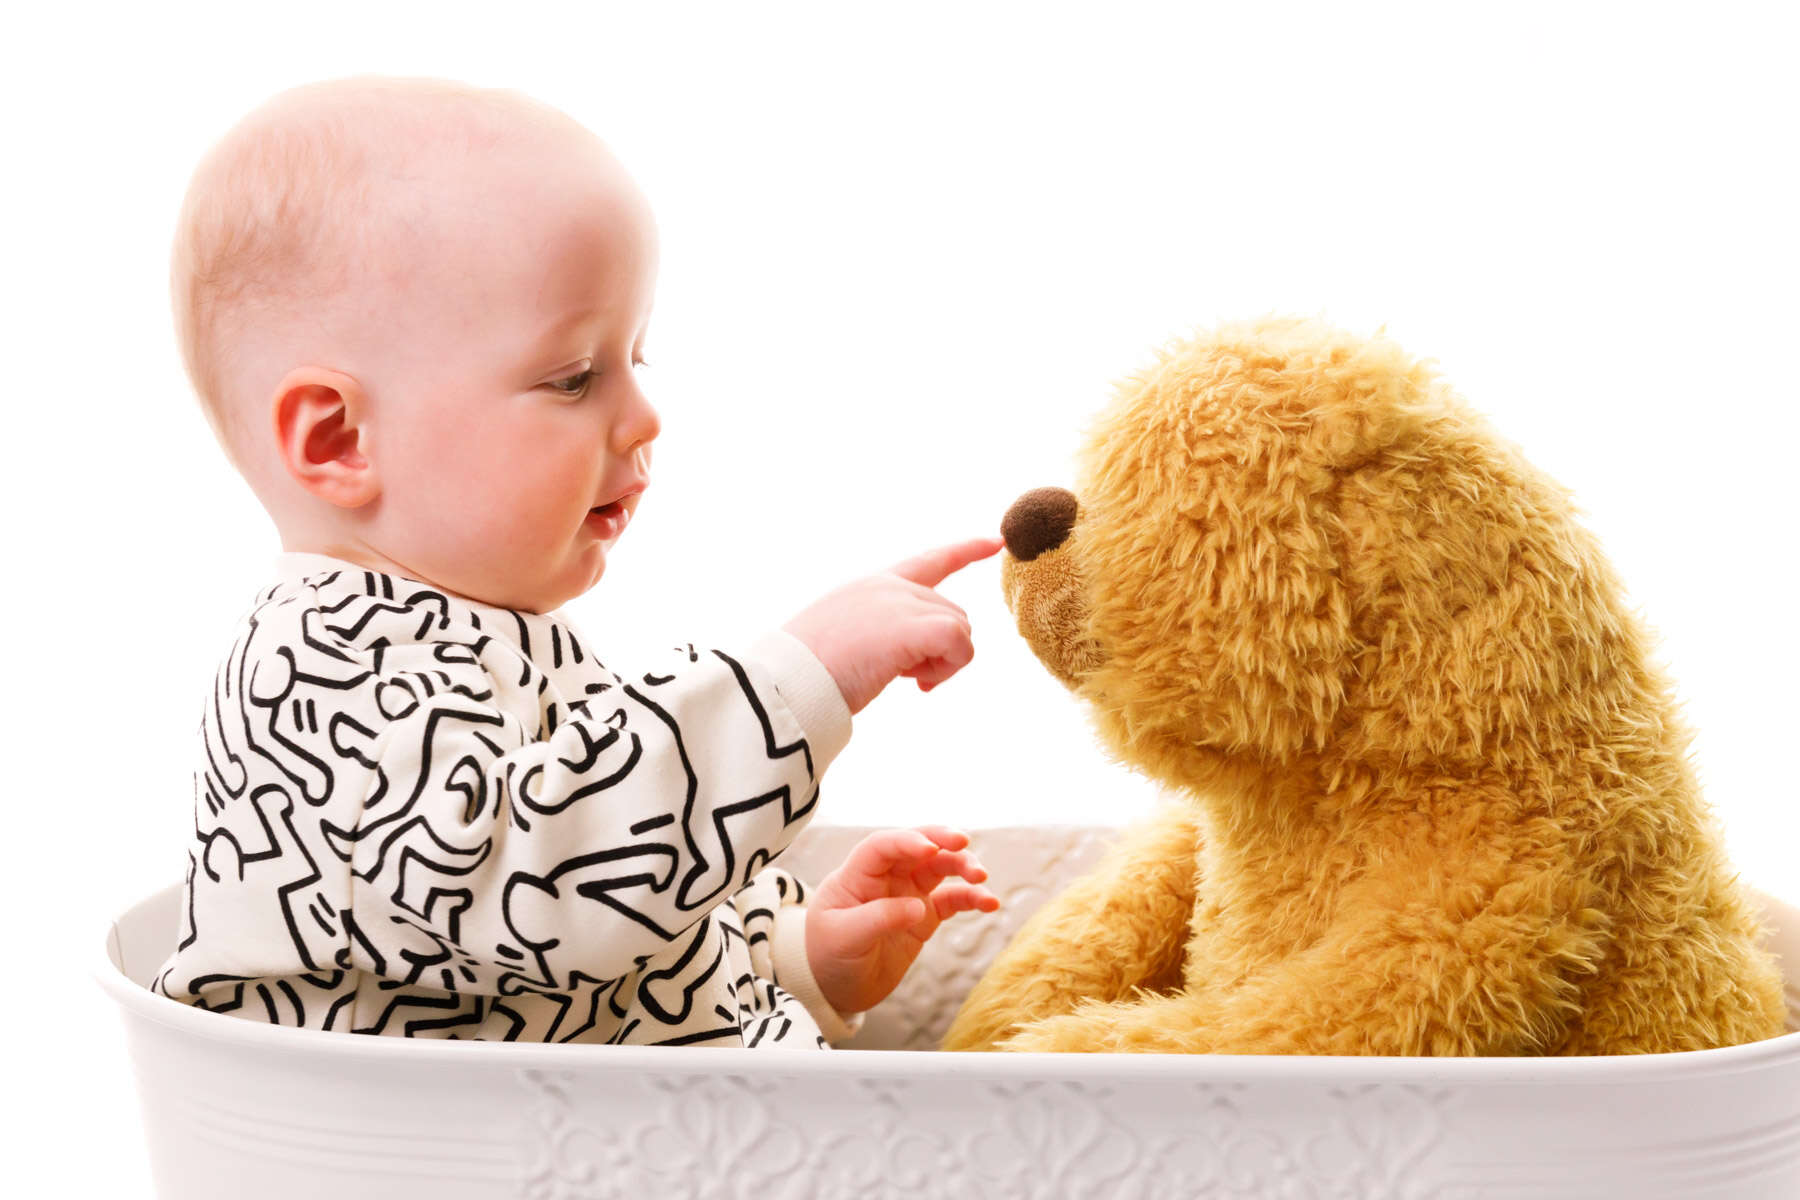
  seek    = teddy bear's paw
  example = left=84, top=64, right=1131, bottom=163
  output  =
left=994, top=1012, right=1115, bottom=1054
left=992, top=1029, right=1055, bottom=1053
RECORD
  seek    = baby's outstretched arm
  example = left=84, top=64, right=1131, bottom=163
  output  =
left=161, top=537, right=1003, bottom=1030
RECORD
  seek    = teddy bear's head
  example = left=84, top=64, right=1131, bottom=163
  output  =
left=1001, top=315, right=1645, bottom=792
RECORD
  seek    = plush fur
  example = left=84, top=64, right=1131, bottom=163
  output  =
left=943, top=316, right=1787, bottom=1055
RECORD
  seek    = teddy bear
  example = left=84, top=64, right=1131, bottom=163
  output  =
left=942, top=315, right=1788, bottom=1056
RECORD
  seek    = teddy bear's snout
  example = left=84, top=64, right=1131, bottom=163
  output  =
left=1001, top=487, right=1079, bottom=561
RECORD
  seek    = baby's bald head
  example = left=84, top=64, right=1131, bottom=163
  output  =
left=170, top=75, right=605, bottom=490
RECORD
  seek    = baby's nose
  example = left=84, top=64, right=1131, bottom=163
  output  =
left=1001, top=487, right=1079, bottom=561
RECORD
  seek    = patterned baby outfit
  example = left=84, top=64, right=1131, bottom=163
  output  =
left=151, top=552, right=862, bottom=1047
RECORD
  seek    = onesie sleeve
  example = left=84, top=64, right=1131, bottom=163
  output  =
left=731, top=867, right=866, bottom=1044
left=319, top=619, right=852, bottom=995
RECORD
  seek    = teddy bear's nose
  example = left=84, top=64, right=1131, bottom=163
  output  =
left=1001, top=487, right=1079, bottom=561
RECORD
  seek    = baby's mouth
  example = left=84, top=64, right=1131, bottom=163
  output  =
left=584, top=498, right=632, bottom=539
left=586, top=480, right=647, bottom=534
left=593, top=481, right=649, bottom=513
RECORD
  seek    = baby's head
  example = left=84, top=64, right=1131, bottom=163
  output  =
left=172, top=75, right=660, bottom=613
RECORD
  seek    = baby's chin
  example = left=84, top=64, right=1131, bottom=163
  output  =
left=562, top=541, right=616, bottom=607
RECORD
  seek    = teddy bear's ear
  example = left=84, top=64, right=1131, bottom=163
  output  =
left=1329, top=424, right=1644, bottom=770
left=1300, top=326, right=1445, bottom=473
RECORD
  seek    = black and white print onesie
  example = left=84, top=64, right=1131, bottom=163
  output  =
left=151, top=552, right=862, bottom=1047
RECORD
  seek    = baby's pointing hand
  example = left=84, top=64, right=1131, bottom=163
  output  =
left=782, top=535, right=1005, bottom=714
left=805, top=826, right=1001, bottom=1016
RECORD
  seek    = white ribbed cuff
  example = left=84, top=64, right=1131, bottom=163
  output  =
left=771, top=906, right=865, bottom=1044
left=747, top=629, right=853, bottom=775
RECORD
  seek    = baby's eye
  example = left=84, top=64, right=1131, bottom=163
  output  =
left=548, top=370, right=593, bottom=396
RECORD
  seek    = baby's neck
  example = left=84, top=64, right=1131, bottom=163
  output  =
left=281, top=534, right=417, bottom=582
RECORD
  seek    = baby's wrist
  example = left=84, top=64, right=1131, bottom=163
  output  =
left=747, top=629, right=854, bottom=770
left=772, top=906, right=865, bottom=1042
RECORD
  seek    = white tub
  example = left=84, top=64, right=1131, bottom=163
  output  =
left=98, top=824, right=1800, bottom=1199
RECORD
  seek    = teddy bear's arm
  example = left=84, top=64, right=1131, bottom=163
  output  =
left=939, top=806, right=1203, bottom=1051
left=994, top=853, right=1611, bottom=1055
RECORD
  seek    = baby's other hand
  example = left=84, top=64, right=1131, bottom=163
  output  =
left=805, top=826, right=1001, bottom=1015
left=783, top=535, right=1004, bottom=714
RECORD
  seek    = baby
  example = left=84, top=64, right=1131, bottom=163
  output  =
left=150, top=75, right=1002, bottom=1047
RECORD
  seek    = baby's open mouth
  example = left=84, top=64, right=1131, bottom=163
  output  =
left=584, top=496, right=632, bottom=539
left=585, top=481, right=646, bottom=536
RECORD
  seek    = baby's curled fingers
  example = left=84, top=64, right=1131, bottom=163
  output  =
left=841, top=828, right=946, bottom=881
left=911, top=660, right=958, bottom=692
left=913, top=825, right=971, bottom=852
left=901, top=580, right=971, bottom=624
left=912, top=608, right=973, bottom=646
left=911, top=847, right=988, bottom=888
left=906, top=615, right=975, bottom=691
left=930, top=881, right=1002, bottom=920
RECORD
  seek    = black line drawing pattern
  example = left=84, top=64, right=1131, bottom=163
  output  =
left=152, top=564, right=838, bottom=1047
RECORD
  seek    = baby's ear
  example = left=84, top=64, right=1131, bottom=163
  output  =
left=272, top=366, right=379, bottom=508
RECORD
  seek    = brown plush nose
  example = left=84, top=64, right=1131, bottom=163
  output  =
left=1001, top=487, right=1079, bottom=561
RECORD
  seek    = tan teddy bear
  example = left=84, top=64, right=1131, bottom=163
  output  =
left=943, top=315, right=1787, bottom=1055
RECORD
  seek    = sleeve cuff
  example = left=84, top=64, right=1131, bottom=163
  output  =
left=746, top=628, right=853, bottom=776
left=771, top=905, right=865, bottom=1044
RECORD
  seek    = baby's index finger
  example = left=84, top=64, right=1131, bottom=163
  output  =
left=888, top=536, right=1007, bottom=589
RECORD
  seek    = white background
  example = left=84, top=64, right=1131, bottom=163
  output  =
left=6, top=1, right=1796, bottom=1192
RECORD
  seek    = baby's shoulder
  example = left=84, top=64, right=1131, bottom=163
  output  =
left=221, top=569, right=524, bottom=690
